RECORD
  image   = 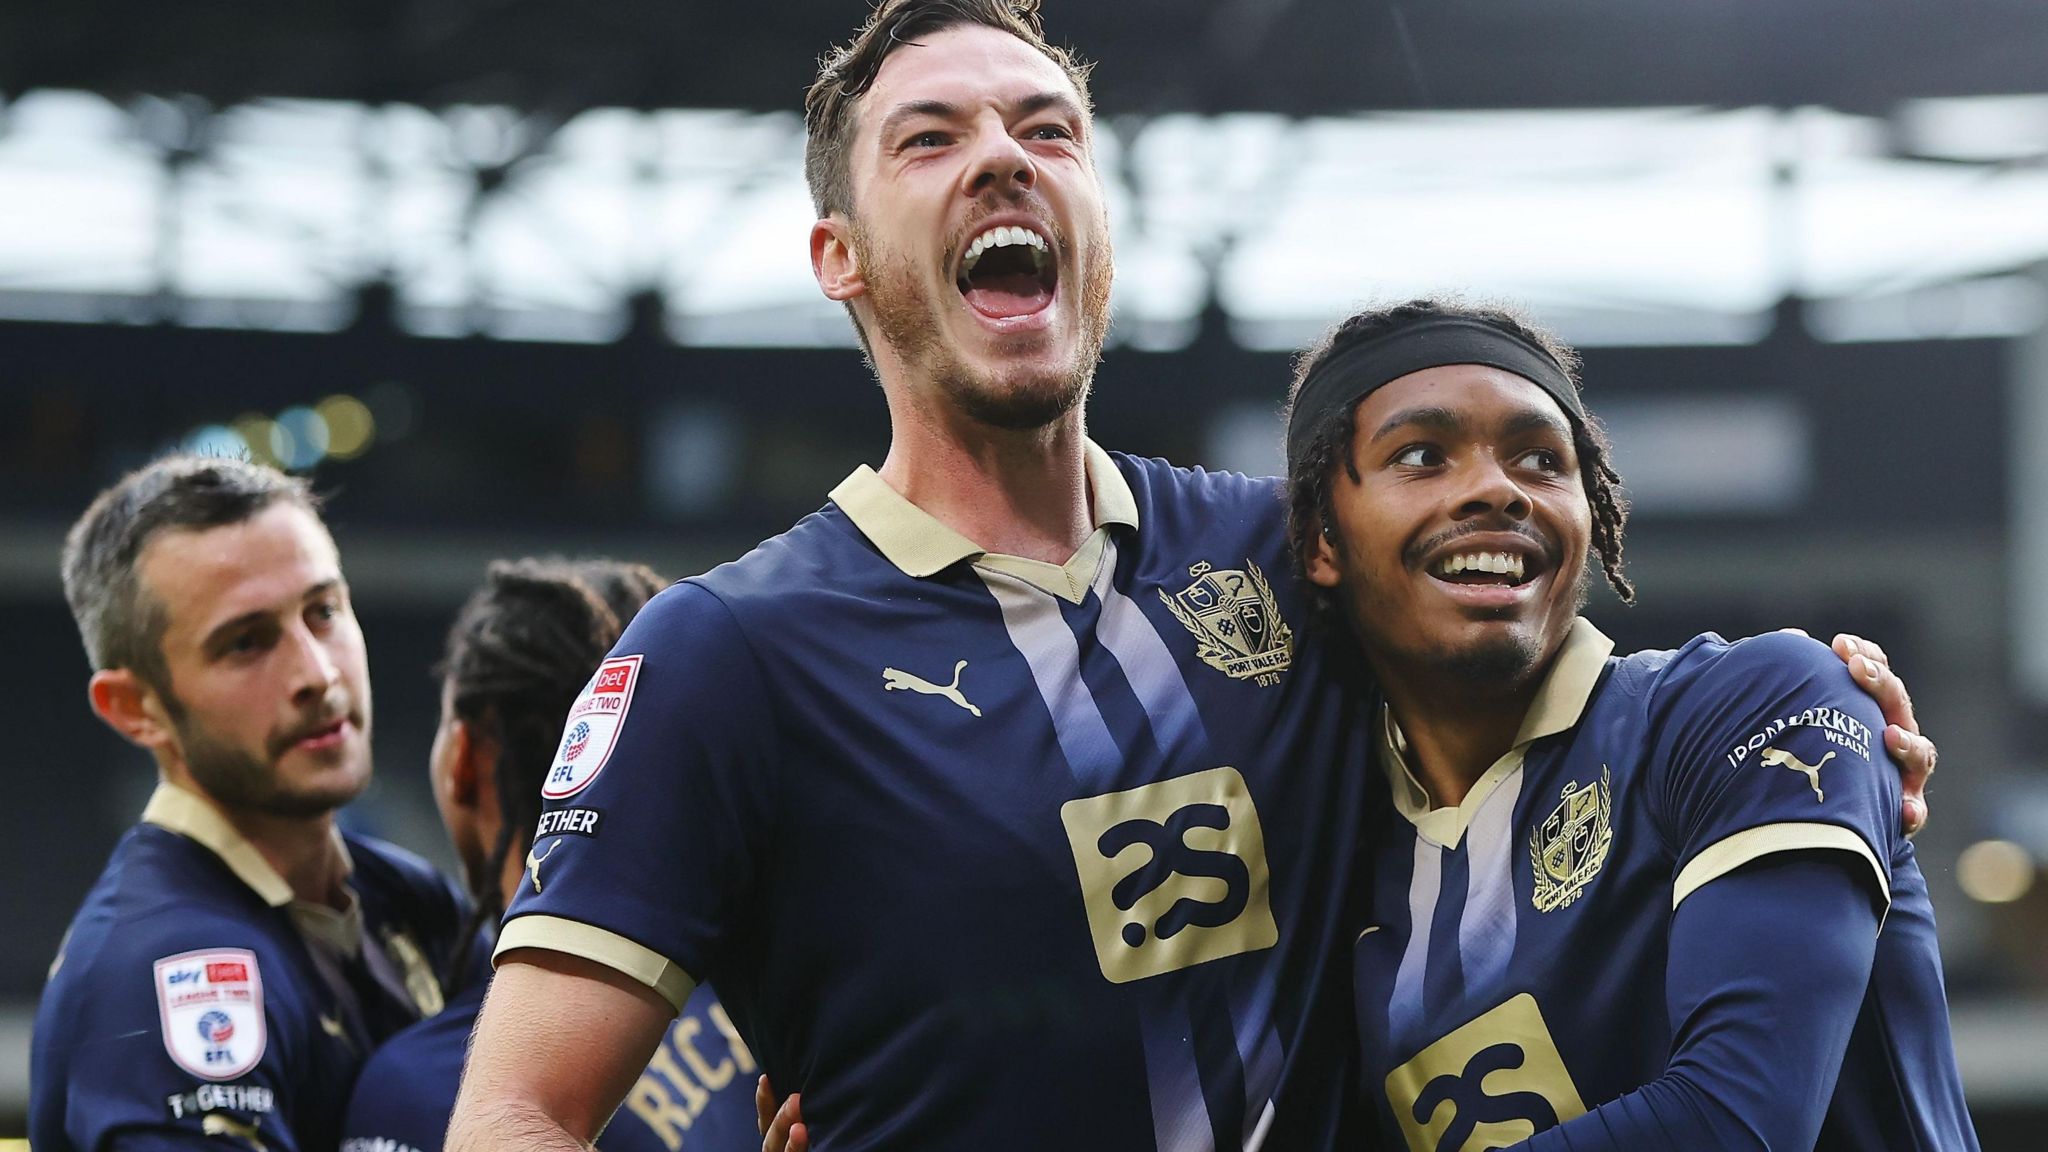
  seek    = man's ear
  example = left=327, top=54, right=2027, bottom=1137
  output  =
left=1305, top=520, right=1344, bottom=590
left=88, top=668, right=175, bottom=752
left=444, top=718, right=488, bottom=811
left=811, top=216, right=866, bottom=303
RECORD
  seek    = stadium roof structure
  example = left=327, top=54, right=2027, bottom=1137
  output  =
left=8, top=0, right=2048, bottom=118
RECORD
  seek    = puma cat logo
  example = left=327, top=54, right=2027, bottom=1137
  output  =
left=882, top=660, right=981, bottom=717
left=202, top=1113, right=269, bottom=1151
left=1759, top=747, right=1834, bottom=802
left=526, top=839, right=563, bottom=894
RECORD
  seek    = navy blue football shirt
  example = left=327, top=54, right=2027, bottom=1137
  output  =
left=32, top=784, right=469, bottom=1152
left=344, top=980, right=758, bottom=1152
left=498, top=444, right=1376, bottom=1151
left=1353, top=621, right=1976, bottom=1151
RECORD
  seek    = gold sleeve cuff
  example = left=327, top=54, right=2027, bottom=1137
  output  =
left=1672, top=822, right=1890, bottom=926
left=494, top=915, right=696, bottom=1012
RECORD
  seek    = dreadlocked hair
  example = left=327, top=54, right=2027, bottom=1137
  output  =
left=1282, top=297, right=1634, bottom=634
left=436, top=557, right=668, bottom=991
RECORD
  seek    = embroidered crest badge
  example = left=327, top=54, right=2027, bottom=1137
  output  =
left=1530, top=768, right=1613, bottom=913
left=154, top=948, right=266, bottom=1080
left=1159, top=561, right=1294, bottom=685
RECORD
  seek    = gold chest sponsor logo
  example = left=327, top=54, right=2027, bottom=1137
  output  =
left=1159, top=561, right=1294, bottom=686
left=1060, top=766, right=1279, bottom=983
left=1387, top=994, right=1586, bottom=1152
left=1529, top=768, right=1612, bottom=913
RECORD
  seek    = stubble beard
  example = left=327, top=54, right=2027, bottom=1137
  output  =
left=1341, top=560, right=1592, bottom=694
left=170, top=695, right=370, bottom=820
left=859, top=222, right=1114, bottom=433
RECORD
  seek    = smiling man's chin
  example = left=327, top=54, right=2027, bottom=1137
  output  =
left=1436, top=630, right=1545, bottom=688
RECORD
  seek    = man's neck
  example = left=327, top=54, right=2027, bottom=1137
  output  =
left=877, top=397, right=1093, bottom=565
left=1375, top=662, right=1542, bottom=810
left=189, top=787, right=351, bottom=909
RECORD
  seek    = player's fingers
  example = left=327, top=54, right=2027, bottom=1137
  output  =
left=1849, top=653, right=1921, bottom=736
left=757, top=1075, right=774, bottom=1137
left=764, top=1092, right=805, bottom=1152
left=1835, top=632, right=1892, bottom=670
left=1889, top=725, right=1935, bottom=837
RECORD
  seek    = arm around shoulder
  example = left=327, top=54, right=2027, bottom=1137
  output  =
left=446, top=949, right=678, bottom=1151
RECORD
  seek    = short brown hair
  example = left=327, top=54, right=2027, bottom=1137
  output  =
left=62, top=455, right=322, bottom=690
left=804, top=0, right=1095, bottom=219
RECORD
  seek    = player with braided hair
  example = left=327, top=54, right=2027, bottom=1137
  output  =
left=1284, top=298, right=1975, bottom=1150
left=341, top=559, right=757, bottom=1152
left=1285, top=297, right=1634, bottom=631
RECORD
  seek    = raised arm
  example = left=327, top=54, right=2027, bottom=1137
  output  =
left=1513, top=851, right=1881, bottom=1151
left=447, top=950, right=678, bottom=1150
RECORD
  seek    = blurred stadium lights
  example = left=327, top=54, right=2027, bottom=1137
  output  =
left=4, top=92, right=2047, bottom=351
left=179, top=393, right=380, bottom=472
left=1958, top=840, right=2038, bottom=905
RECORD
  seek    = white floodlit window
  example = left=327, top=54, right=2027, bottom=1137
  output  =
left=0, top=90, right=158, bottom=304
left=178, top=99, right=367, bottom=330
left=0, top=95, right=2043, bottom=346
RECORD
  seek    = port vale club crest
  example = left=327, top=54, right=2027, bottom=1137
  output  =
left=1160, top=561, right=1294, bottom=684
left=1530, top=767, right=1613, bottom=913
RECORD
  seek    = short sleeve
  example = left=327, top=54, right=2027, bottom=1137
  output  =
left=53, top=928, right=303, bottom=1152
left=1648, top=632, right=1898, bottom=915
left=496, top=581, right=778, bottom=1009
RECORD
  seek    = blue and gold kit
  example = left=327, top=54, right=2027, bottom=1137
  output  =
left=343, top=981, right=758, bottom=1152
left=32, top=784, right=470, bottom=1152
left=1354, top=621, right=1976, bottom=1151
left=498, top=445, right=1374, bottom=1152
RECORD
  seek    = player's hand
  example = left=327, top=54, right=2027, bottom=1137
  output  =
left=758, top=1075, right=808, bottom=1152
left=1793, top=630, right=1935, bottom=835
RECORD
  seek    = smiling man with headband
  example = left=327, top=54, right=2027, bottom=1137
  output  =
left=1286, top=297, right=1976, bottom=1151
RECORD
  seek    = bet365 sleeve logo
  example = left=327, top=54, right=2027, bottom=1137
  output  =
left=1060, top=766, right=1278, bottom=983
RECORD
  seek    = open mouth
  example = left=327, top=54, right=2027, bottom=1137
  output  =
left=1428, top=549, right=1539, bottom=588
left=955, top=223, right=1058, bottom=320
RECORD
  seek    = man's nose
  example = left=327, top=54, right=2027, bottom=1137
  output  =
left=1453, top=456, right=1532, bottom=521
left=284, top=622, right=342, bottom=702
left=962, top=120, right=1035, bottom=197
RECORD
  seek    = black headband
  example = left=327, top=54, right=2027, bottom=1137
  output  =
left=1284, top=316, right=1585, bottom=468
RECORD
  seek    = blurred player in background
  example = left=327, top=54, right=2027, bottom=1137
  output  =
left=341, top=558, right=756, bottom=1151
left=452, top=3, right=1939, bottom=1149
left=1286, top=299, right=1975, bottom=1150
left=33, top=455, right=471, bottom=1152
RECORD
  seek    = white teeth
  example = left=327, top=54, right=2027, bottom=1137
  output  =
left=1434, top=551, right=1526, bottom=581
left=962, top=225, right=1050, bottom=275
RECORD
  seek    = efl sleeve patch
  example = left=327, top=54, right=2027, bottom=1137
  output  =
left=154, top=948, right=266, bottom=1081
left=543, top=654, right=643, bottom=800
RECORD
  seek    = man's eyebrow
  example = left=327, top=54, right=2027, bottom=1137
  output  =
left=1501, top=405, right=1574, bottom=439
left=1371, top=406, right=1466, bottom=441
left=200, top=578, right=341, bottom=651
left=1017, top=90, right=1085, bottom=124
left=877, top=99, right=964, bottom=144
left=876, top=92, right=1084, bottom=145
